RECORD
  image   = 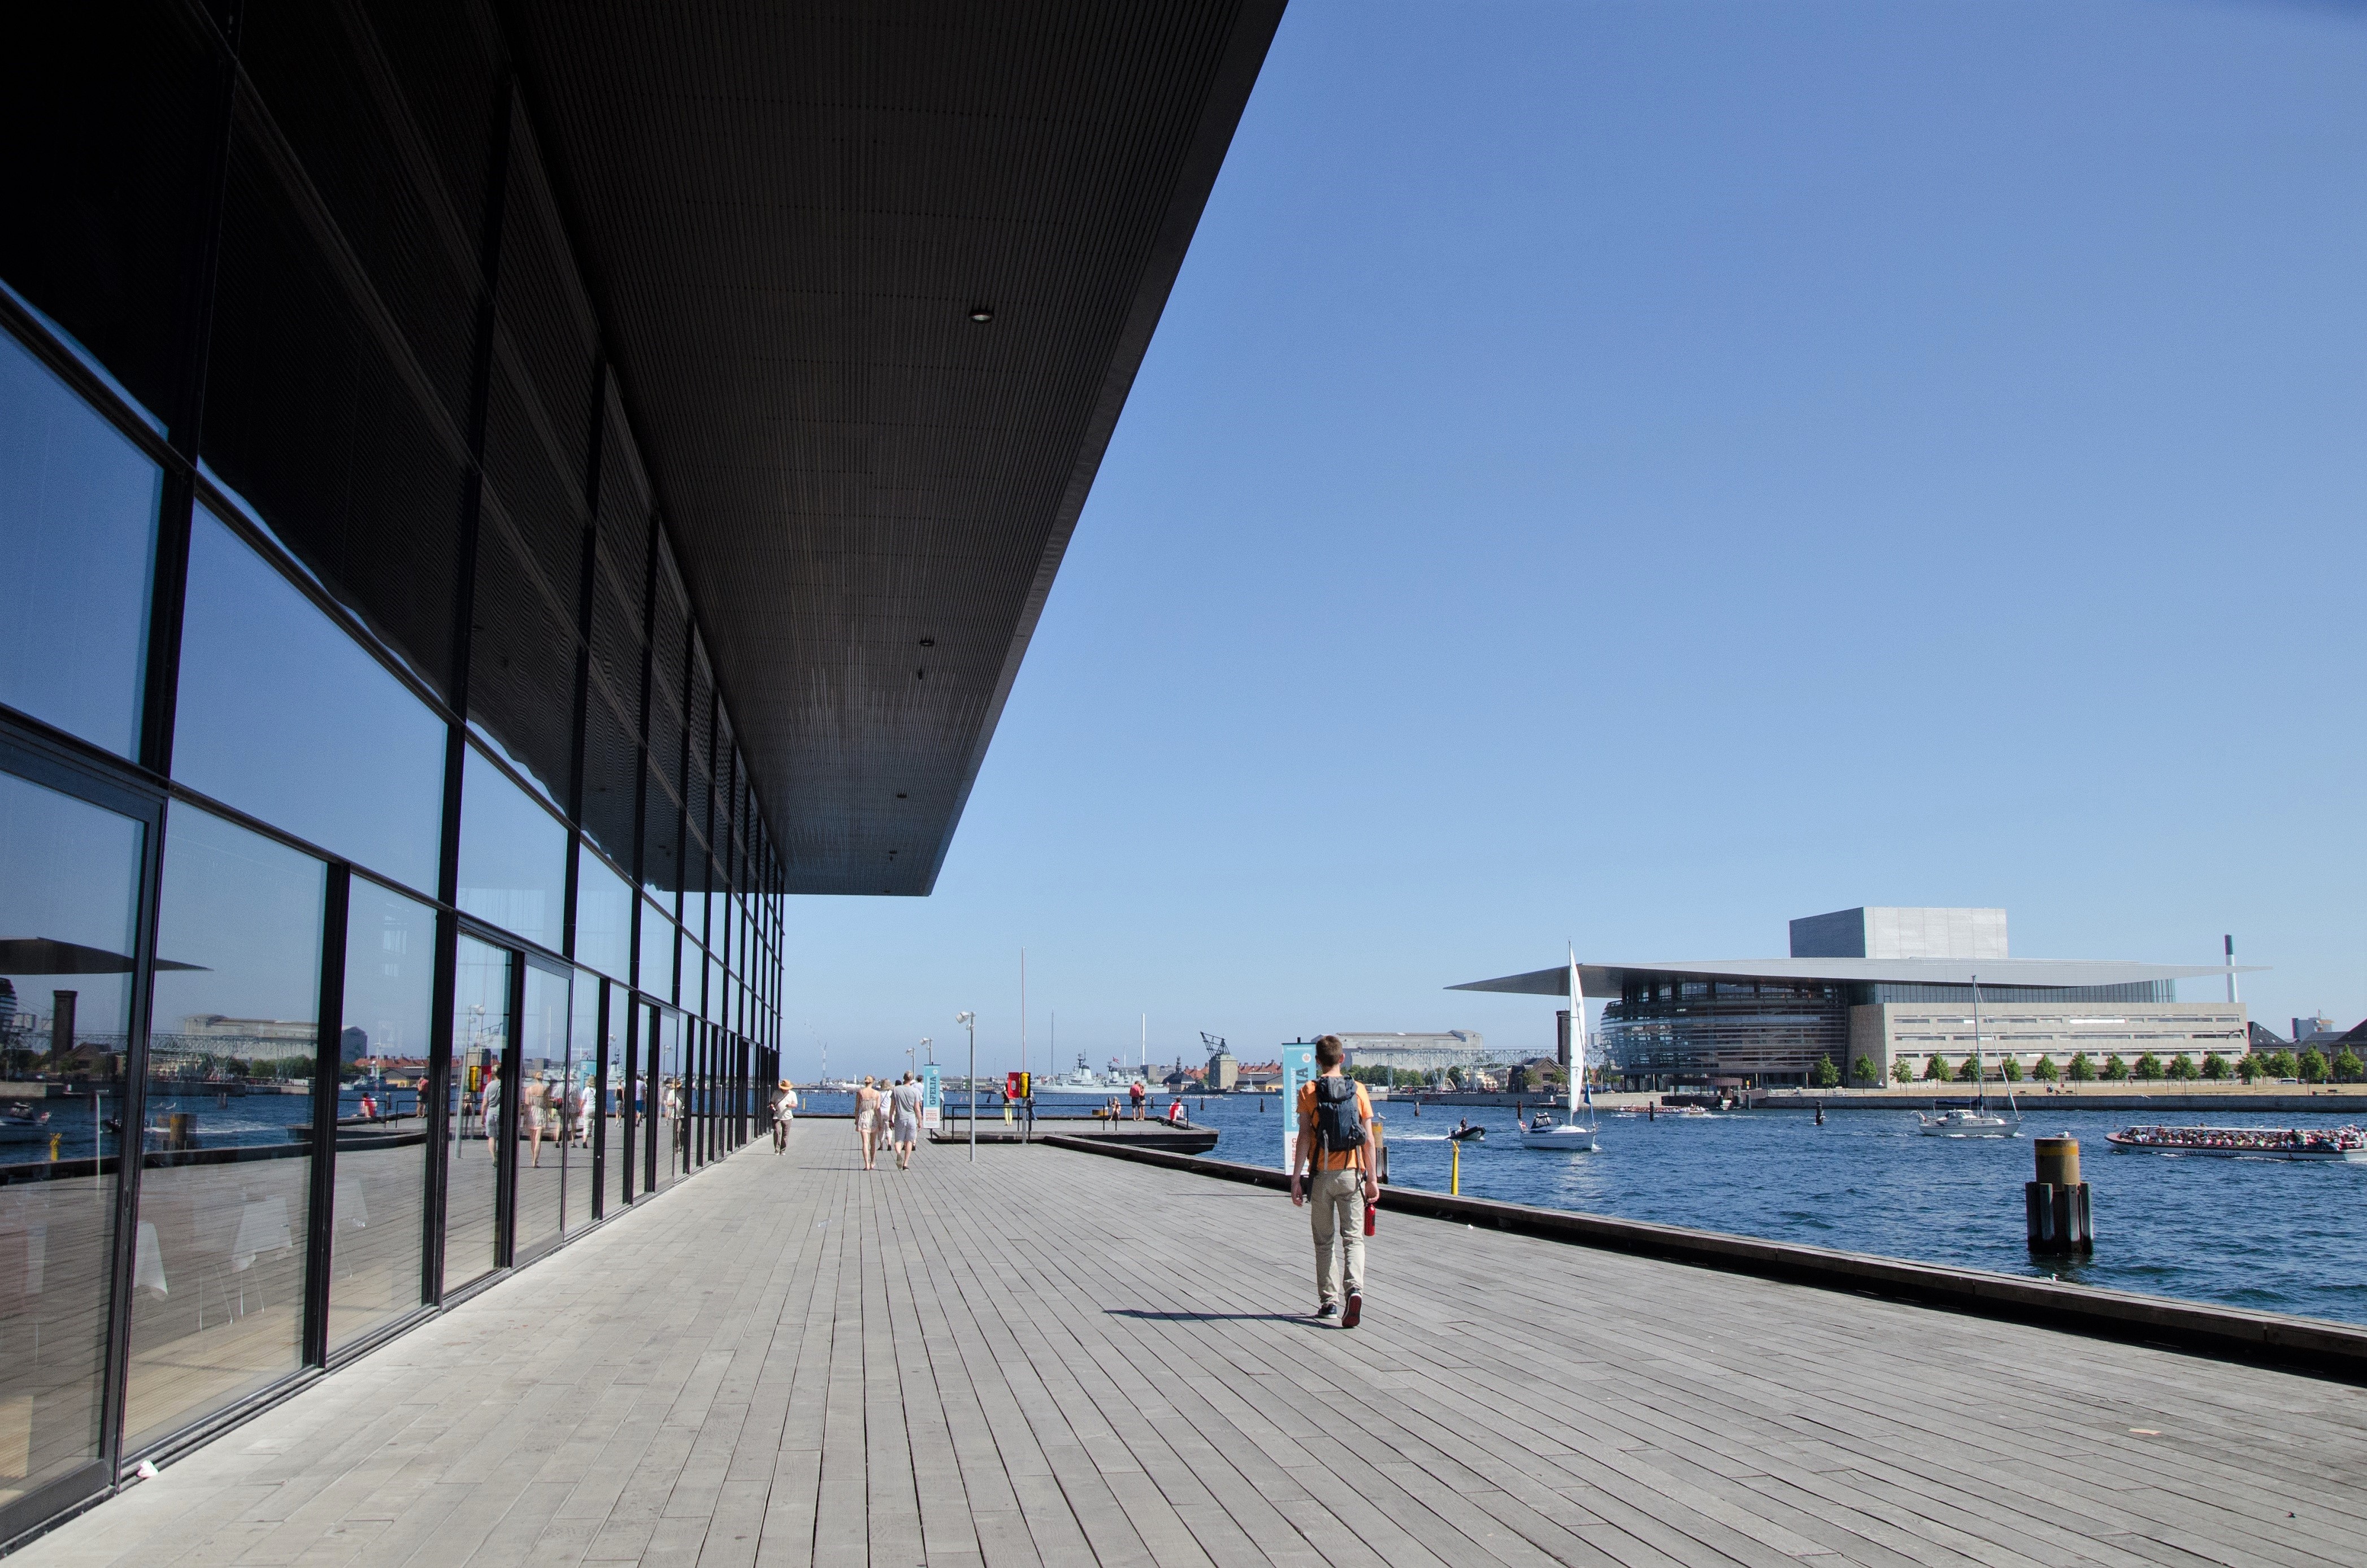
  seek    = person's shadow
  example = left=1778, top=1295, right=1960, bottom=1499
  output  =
left=1107, top=1308, right=1310, bottom=1323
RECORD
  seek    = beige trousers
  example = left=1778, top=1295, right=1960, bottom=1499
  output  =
left=1309, top=1167, right=1367, bottom=1304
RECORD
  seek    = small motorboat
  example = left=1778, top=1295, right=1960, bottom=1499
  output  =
left=0, top=1101, right=52, bottom=1144
left=1448, top=1120, right=1486, bottom=1143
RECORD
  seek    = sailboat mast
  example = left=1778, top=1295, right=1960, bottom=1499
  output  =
left=1569, top=946, right=1582, bottom=1125
left=1971, top=974, right=1984, bottom=1114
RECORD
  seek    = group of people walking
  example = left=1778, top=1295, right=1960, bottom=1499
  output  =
left=852, top=1072, right=926, bottom=1170
left=761, top=1040, right=1378, bottom=1330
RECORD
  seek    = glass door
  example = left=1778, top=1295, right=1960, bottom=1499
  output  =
left=0, top=765, right=145, bottom=1535
left=510, top=960, right=568, bottom=1263
left=440, top=935, right=508, bottom=1293
left=563, top=972, right=598, bottom=1237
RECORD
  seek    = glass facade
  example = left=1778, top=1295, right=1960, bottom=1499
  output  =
left=0, top=1, right=782, bottom=1534
left=1600, top=974, right=1851, bottom=1087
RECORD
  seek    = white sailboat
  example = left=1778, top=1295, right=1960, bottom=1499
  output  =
left=1518, top=948, right=1599, bottom=1152
left=1917, top=974, right=2020, bottom=1137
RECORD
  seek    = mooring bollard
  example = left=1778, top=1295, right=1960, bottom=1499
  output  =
left=2026, top=1135, right=2093, bottom=1254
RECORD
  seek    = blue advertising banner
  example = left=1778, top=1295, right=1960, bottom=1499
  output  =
left=1280, top=1041, right=1317, bottom=1172
left=921, top=1064, right=942, bottom=1131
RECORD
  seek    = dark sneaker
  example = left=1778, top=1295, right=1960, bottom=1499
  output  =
left=1341, top=1292, right=1362, bottom=1329
left=1315, top=1301, right=1339, bottom=1319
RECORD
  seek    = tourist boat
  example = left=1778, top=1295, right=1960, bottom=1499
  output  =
left=1917, top=975, right=2019, bottom=1138
left=2106, top=1124, right=2367, bottom=1162
left=1517, top=949, right=1599, bottom=1152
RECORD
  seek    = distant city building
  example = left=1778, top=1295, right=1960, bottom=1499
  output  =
left=1205, top=1050, right=1237, bottom=1091
left=1332, top=1031, right=1492, bottom=1072
left=1454, top=909, right=2250, bottom=1089
left=2293, top=1015, right=2336, bottom=1044
left=1235, top=1061, right=1283, bottom=1091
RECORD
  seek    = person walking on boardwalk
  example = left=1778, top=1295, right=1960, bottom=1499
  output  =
left=1291, top=1034, right=1378, bottom=1327
left=772, top=1079, right=797, bottom=1153
left=855, top=1076, right=882, bottom=1169
left=890, top=1071, right=924, bottom=1169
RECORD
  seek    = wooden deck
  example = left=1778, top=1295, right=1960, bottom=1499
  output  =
left=19, top=1123, right=2367, bottom=1568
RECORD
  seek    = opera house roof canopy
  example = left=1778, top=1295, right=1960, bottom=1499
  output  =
left=1451, top=958, right=2256, bottom=1000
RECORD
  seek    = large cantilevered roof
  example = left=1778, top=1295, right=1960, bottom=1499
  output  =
left=505, top=1, right=1285, bottom=893
left=1452, top=958, right=2257, bottom=1000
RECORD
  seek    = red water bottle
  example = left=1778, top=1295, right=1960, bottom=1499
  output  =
left=1363, top=1190, right=1378, bottom=1237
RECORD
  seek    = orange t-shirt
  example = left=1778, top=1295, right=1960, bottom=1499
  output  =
left=1296, top=1077, right=1374, bottom=1171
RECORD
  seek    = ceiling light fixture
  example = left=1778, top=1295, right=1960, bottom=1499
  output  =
left=968, top=306, right=993, bottom=323
left=918, top=636, right=935, bottom=648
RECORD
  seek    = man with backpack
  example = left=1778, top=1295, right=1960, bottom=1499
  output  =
left=1291, top=1034, right=1378, bottom=1327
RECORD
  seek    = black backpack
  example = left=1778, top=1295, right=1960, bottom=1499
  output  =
left=1311, top=1075, right=1365, bottom=1153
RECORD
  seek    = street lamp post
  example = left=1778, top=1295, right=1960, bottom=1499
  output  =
left=956, top=1011, right=976, bottom=1162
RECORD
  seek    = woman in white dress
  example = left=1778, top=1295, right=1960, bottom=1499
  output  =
left=854, top=1076, right=881, bottom=1170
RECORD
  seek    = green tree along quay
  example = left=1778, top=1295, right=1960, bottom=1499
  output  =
left=1892, top=1058, right=1914, bottom=1084
left=2166, top=1054, right=2196, bottom=1081
left=1852, top=1056, right=1878, bottom=1085
left=2262, top=1050, right=2297, bottom=1079
left=2133, top=1053, right=2163, bottom=1081
left=2103, top=1054, right=2129, bottom=1081
left=2032, top=1056, right=2060, bottom=1081
left=2300, top=1048, right=2329, bottom=1083
left=1923, top=1056, right=1951, bottom=1082
left=1813, top=1056, right=1842, bottom=1088
left=2002, top=1057, right=2023, bottom=1083
left=2200, top=1053, right=2229, bottom=1080
left=2334, top=1049, right=2364, bottom=1083
left=2234, top=1053, right=2259, bottom=1083
left=1956, top=1056, right=1985, bottom=1083
left=2069, top=1053, right=2097, bottom=1081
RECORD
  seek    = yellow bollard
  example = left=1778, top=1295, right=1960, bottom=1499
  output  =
left=1450, top=1135, right=1460, bottom=1196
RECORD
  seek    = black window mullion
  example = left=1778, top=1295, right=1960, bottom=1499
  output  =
left=303, top=865, right=351, bottom=1367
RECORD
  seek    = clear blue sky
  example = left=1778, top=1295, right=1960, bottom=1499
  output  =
left=784, top=0, right=2367, bottom=1081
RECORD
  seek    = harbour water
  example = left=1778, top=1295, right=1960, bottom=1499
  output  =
left=1109, top=1094, right=2367, bottom=1327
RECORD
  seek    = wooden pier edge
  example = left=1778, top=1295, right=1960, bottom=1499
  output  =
left=1039, top=1133, right=2367, bottom=1384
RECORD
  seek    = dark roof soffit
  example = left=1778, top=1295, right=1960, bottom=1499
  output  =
left=504, top=2, right=1289, bottom=894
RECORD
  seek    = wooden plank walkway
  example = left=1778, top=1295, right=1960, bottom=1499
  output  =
left=18, top=1122, right=2367, bottom=1568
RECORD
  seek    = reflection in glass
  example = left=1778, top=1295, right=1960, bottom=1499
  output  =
left=441, top=936, right=507, bottom=1293
left=327, top=880, right=433, bottom=1350
left=173, top=510, right=445, bottom=893
left=0, top=331, right=159, bottom=758
left=456, top=747, right=567, bottom=951
left=603, top=997, right=634, bottom=1217
left=566, top=973, right=599, bottom=1235
left=658, top=1009, right=685, bottom=1187
left=573, top=847, right=629, bottom=983
left=511, top=965, right=566, bottom=1261
left=706, top=954, right=723, bottom=1026
left=0, top=770, right=143, bottom=1511
left=128, top=807, right=324, bottom=1452
left=637, top=903, right=673, bottom=1005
